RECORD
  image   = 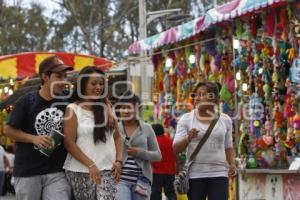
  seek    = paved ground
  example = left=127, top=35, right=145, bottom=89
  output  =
left=2, top=195, right=15, bottom=200
left=1, top=193, right=167, bottom=199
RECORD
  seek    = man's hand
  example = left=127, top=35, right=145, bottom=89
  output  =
left=32, top=135, right=52, bottom=149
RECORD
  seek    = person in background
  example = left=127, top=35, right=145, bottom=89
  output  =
left=150, top=123, right=176, bottom=200
left=173, top=82, right=236, bottom=200
left=4, top=56, right=73, bottom=200
left=0, top=144, right=10, bottom=199
left=3, top=146, right=15, bottom=196
left=63, top=66, right=122, bottom=200
left=116, top=91, right=161, bottom=200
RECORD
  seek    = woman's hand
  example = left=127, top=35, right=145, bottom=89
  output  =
left=89, top=164, right=101, bottom=185
left=186, top=128, right=199, bottom=143
left=112, top=161, right=122, bottom=182
left=228, top=165, right=237, bottom=177
left=127, top=147, right=141, bottom=156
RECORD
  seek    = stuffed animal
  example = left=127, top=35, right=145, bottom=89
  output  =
left=285, top=94, right=296, bottom=117
left=265, top=119, right=273, bottom=136
left=273, top=103, right=284, bottom=129
left=293, top=113, right=300, bottom=134
left=175, top=57, right=187, bottom=78
left=263, top=83, right=271, bottom=104
left=247, top=154, right=258, bottom=168
left=261, top=61, right=271, bottom=83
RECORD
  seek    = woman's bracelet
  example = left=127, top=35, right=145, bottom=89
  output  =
left=115, top=160, right=123, bottom=165
left=88, top=163, right=96, bottom=168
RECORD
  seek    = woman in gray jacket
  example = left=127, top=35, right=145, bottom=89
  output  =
left=116, top=91, right=161, bottom=200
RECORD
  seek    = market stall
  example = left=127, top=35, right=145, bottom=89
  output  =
left=232, top=1, right=300, bottom=199
left=150, top=27, right=237, bottom=200
left=128, top=0, right=300, bottom=199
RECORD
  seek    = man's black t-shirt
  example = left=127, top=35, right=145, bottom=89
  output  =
left=7, top=91, right=70, bottom=177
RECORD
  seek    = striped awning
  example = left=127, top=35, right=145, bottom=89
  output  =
left=0, top=52, right=112, bottom=79
left=128, top=0, right=286, bottom=54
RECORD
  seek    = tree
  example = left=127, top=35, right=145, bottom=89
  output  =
left=51, top=0, right=121, bottom=59
left=0, top=2, right=49, bottom=54
left=50, top=0, right=194, bottom=60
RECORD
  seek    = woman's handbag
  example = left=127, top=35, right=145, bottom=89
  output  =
left=135, top=175, right=151, bottom=197
left=174, top=115, right=219, bottom=195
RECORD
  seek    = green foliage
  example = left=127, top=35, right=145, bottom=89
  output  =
left=0, top=3, right=49, bottom=54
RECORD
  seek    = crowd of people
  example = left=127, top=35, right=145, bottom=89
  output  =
left=2, top=56, right=236, bottom=200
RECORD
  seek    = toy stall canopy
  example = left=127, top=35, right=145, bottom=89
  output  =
left=0, top=52, right=112, bottom=79
left=128, top=0, right=286, bottom=54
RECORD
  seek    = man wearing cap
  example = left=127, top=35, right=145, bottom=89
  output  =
left=4, top=56, right=73, bottom=200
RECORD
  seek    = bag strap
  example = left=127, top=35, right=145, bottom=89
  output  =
left=188, top=114, right=220, bottom=163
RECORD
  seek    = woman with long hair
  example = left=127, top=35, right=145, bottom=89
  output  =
left=63, top=66, right=122, bottom=200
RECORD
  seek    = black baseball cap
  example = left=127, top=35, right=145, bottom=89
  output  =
left=39, top=56, right=73, bottom=75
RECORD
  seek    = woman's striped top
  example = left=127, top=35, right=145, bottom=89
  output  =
left=120, top=156, right=143, bottom=183
left=120, top=138, right=142, bottom=183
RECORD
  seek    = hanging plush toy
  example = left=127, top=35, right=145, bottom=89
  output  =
left=219, top=85, right=232, bottom=101
left=293, top=112, right=300, bottom=134
left=176, top=78, right=183, bottom=102
left=286, top=76, right=293, bottom=91
left=154, top=103, right=160, bottom=122
left=221, top=101, right=230, bottom=113
left=224, top=75, right=235, bottom=93
left=285, top=128, right=295, bottom=152
left=175, top=56, right=186, bottom=78
left=261, top=149, right=275, bottom=168
left=249, top=93, right=263, bottom=138
left=247, top=153, right=258, bottom=168
left=238, top=130, right=250, bottom=156
left=204, top=57, right=211, bottom=78
left=265, top=118, right=273, bottom=136
left=284, top=94, right=296, bottom=127
left=235, top=20, right=243, bottom=40
left=288, top=48, right=295, bottom=62
left=261, top=63, right=271, bottom=83
left=263, top=83, right=271, bottom=105
left=163, top=74, right=171, bottom=92
left=273, top=102, right=284, bottom=129
left=199, top=52, right=205, bottom=72
left=252, top=53, right=261, bottom=77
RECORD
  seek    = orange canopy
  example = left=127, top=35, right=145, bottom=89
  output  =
left=0, top=52, right=112, bottom=79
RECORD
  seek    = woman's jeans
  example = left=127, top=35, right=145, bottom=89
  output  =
left=188, top=177, right=229, bottom=200
left=117, top=180, right=151, bottom=200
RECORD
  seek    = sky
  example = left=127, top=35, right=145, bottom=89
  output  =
left=4, top=0, right=59, bottom=17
